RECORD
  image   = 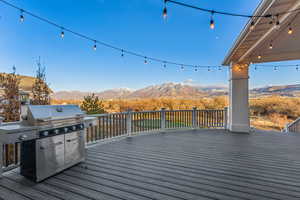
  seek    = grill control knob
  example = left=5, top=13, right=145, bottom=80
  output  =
left=19, top=134, right=28, bottom=141
left=54, top=129, right=60, bottom=134
left=72, top=126, right=76, bottom=131
left=79, top=124, right=84, bottom=129
left=41, top=131, right=49, bottom=137
left=64, top=127, right=69, bottom=133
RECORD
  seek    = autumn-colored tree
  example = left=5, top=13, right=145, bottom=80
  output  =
left=81, top=94, right=106, bottom=114
left=0, top=66, right=21, bottom=122
left=31, top=58, right=51, bottom=105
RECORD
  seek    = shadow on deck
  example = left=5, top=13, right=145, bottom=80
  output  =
left=1, top=129, right=300, bottom=200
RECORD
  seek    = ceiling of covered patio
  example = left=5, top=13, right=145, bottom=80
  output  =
left=223, top=0, right=300, bottom=65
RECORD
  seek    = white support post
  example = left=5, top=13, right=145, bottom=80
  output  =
left=126, top=110, right=132, bottom=136
left=229, top=63, right=250, bottom=133
left=192, top=107, right=197, bottom=128
left=161, top=108, right=166, bottom=130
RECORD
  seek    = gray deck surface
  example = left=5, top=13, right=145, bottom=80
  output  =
left=2, top=129, right=300, bottom=200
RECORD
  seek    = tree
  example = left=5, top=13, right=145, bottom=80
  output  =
left=81, top=94, right=106, bottom=114
left=31, top=57, right=51, bottom=105
left=0, top=66, right=21, bottom=122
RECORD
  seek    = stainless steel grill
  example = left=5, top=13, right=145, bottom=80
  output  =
left=0, top=104, right=98, bottom=182
left=19, top=105, right=87, bottom=182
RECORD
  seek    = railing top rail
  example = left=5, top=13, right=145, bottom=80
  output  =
left=88, top=108, right=226, bottom=117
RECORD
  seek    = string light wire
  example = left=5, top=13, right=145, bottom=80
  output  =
left=0, top=0, right=220, bottom=70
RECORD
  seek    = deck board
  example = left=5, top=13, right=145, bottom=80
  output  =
left=2, top=129, right=300, bottom=200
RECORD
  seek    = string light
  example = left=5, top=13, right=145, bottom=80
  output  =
left=210, top=11, right=215, bottom=30
left=163, top=62, right=167, bottom=68
left=274, top=66, right=278, bottom=71
left=275, top=15, right=280, bottom=29
left=2, top=0, right=300, bottom=73
left=218, top=66, right=222, bottom=70
left=258, top=55, right=262, bottom=59
left=93, top=41, right=97, bottom=51
left=269, top=41, right=273, bottom=49
left=288, top=25, right=293, bottom=34
left=60, top=28, right=65, bottom=38
left=296, top=65, right=299, bottom=71
left=19, top=9, right=24, bottom=22
left=250, top=21, right=255, bottom=30
left=181, top=65, right=184, bottom=70
left=164, top=0, right=300, bottom=19
left=163, top=0, right=167, bottom=19
left=208, top=66, right=211, bottom=71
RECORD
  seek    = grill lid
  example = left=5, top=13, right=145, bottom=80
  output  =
left=27, top=105, right=84, bottom=123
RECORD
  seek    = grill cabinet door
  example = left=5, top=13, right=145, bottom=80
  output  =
left=64, top=131, right=85, bottom=168
left=36, top=134, right=65, bottom=182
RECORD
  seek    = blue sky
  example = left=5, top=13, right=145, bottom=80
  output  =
left=0, top=0, right=299, bottom=92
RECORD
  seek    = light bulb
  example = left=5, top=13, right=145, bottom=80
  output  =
left=210, top=19, right=215, bottom=30
left=288, top=27, right=293, bottom=35
left=20, top=14, right=24, bottom=22
left=269, top=43, right=273, bottom=49
left=61, top=31, right=64, bottom=38
left=93, top=44, right=97, bottom=51
left=258, top=55, right=262, bottom=59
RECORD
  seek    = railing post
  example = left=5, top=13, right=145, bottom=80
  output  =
left=224, top=107, right=228, bottom=130
left=126, top=110, right=132, bottom=136
left=192, top=107, right=197, bottom=129
left=161, top=108, right=166, bottom=130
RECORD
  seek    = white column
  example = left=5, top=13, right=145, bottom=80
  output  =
left=229, top=63, right=250, bottom=133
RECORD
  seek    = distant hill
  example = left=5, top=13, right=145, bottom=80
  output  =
left=52, top=82, right=300, bottom=100
left=0, top=73, right=52, bottom=93
left=51, top=82, right=228, bottom=100
left=251, top=84, right=300, bottom=97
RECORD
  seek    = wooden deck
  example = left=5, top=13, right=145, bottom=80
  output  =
left=2, top=129, right=300, bottom=200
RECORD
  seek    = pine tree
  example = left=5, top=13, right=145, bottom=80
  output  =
left=81, top=94, right=106, bottom=114
left=31, top=57, right=51, bottom=105
left=0, top=66, right=21, bottom=122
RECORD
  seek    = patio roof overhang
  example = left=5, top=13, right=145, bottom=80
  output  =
left=223, top=0, right=300, bottom=66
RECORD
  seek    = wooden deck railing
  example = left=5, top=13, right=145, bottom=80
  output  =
left=2, top=108, right=227, bottom=170
left=285, top=117, right=300, bottom=133
left=86, top=108, right=228, bottom=144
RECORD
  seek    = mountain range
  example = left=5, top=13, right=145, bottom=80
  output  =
left=51, top=82, right=300, bottom=100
